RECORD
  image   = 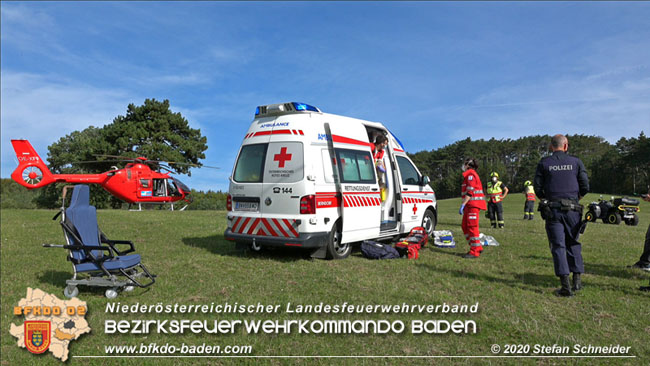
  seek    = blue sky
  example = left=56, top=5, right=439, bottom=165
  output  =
left=2, top=2, right=649, bottom=192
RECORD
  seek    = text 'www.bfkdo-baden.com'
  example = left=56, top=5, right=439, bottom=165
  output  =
left=104, top=343, right=253, bottom=355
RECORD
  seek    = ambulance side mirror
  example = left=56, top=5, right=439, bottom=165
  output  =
left=420, top=176, right=430, bottom=186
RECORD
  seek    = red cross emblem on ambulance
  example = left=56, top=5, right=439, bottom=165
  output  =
left=274, top=147, right=292, bottom=168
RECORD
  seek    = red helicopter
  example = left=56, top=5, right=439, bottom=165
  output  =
left=10, top=139, right=206, bottom=209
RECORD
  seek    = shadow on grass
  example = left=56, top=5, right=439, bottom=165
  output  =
left=181, top=234, right=311, bottom=262
left=37, top=270, right=70, bottom=287
left=429, top=247, right=467, bottom=258
left=523, top=254, right=641, bottom=280
left=37, top=270, right=155, bottom=299
left=415, top=262, right=557, bottom=294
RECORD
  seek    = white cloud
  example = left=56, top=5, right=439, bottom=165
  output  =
left=407, top=43, right=650, bottom=149
left=0, top=71, right=135, bottom=174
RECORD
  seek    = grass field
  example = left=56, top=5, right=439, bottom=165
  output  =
left=1, top=193, right=649, bottom=365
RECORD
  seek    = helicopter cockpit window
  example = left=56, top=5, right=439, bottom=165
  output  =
left=140, top=179, right=151, bottom=188
left=171, top=178, right=190, bottom=194
left=167, top=180, right=181, bottom=196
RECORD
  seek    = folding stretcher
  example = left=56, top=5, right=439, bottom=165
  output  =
left=44, top=185, right=155, bottom=298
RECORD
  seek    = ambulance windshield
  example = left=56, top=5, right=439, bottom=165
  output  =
left=233, top=142, right=304, bottom=183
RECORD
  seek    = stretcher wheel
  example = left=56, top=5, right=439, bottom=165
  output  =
left=105, top=288, right=119, bottom=299
left=584, top=211, right=595, bottom=222
left=124, top=285, right=135, bottom=292
left=63, top=285, right=79, bottom=299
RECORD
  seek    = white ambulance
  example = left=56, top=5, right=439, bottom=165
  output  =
left=225, top=102, right=437, bottom=259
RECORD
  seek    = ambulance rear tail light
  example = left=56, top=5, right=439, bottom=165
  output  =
left=226, top=194, right=232, bottom=211
left=300, top=195, right=316, bottom=214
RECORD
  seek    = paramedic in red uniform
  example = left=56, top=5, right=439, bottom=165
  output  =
left=460, top=158, right=487, bottom=258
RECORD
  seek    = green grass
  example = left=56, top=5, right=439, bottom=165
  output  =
left=1, top=193, right=649, bottom=365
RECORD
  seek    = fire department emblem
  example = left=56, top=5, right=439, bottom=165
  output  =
left=25, top=321, right=51, bottom=354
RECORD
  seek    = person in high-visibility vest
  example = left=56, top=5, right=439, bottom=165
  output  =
left=486, top=171, right=509, bottom=228
left=523, top=180, right=536, bottom=220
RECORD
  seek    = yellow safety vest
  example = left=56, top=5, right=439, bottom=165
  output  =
left=525, top=185, right=536, bottom=201
left=487, top=181, right=504, bottom=203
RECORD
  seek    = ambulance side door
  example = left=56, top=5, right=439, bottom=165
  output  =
left=335, top=148, right=381, bottom=243
left=395, top=155, right=429, bottom=231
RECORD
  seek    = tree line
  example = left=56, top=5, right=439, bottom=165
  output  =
left=0, top=178, right=228, bottom=211
left=2, top=96, right=647, bottom=209
left=408, top=133, right=649, bottom=199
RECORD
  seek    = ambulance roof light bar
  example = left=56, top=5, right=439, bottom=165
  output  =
left=255, top=102, right=321, bottom=117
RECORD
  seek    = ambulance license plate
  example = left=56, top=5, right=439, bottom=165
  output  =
left=235, top=202, right=258, bottom=212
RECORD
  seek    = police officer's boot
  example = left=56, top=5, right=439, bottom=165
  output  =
left=572, top=273, right=582, bottom=292
left=555, top=275, right=574, bottom=297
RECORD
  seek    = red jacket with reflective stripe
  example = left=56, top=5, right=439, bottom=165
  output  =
left=462, top=169, right=487, bottom=210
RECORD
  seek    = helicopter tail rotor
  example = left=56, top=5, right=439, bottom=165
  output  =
left=10, top=140, right=55, bottom=189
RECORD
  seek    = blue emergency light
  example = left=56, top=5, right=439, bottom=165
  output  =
left=255, top=102, right=320, bottom=117
left=292, top=102, right=319, bottom=112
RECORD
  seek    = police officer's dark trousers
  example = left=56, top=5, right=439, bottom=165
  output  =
left=638, top=223, right=650, bottom=265
left=546, top=208, right=584, bottom=276
left=488, top=201, right=504, bottom=228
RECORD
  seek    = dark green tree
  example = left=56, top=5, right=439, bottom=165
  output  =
left=102, top=99, right=207, bottom=175
left=35, top=99, right=208, bottom=208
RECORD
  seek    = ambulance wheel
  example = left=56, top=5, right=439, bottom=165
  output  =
left=64, top=285, right=79, bottom=299
left=606, top=212, right=621, bottom=225
left=584, top=211, right=595, bottom=222
left=105, top=288, right=119, bottom=299
left=421, top=209, right=436, bottom=238
left=326, top=221, right=349, bottom=260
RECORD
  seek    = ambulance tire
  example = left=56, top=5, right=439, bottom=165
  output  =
left=421, top=209, right=436, bottom=238
left=326, top=221, right=349, bottom=260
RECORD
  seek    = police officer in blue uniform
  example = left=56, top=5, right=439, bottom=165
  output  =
left=534, top=134, right=589, bottom=297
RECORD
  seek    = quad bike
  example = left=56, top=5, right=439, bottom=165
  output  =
left=584, top=196, right=640, bottom=226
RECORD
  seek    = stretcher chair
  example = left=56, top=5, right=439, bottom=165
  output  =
left=44, top=185, right=155, bottom=299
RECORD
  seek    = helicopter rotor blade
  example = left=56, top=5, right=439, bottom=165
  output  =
left=95, top=154, right=140, bottom=160
left=70, top=160, right=128, bottom=164
left=166, top=161, right=220, bottom=169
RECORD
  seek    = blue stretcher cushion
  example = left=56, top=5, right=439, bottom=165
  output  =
left=75, top=254, right=141, bottom=273
left=65, top=185, right=142, bottom=273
